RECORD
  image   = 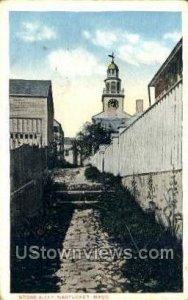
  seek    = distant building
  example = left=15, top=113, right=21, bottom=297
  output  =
left=148, top=38, right=182, bottom=105
left=53, top=119, right=64, bottom=160
left=64, top=137, right=77, bottom=165
left=9, top=79, right=54, bottom=149
left=92, top=53, right=131, bottom=132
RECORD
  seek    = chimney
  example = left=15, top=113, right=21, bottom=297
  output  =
left=136, top=99, right=143, bottom=114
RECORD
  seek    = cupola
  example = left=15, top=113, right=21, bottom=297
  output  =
left=107, top=53, right=119, bottom=78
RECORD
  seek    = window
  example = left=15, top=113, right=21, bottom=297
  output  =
left=65, top=150, right=69, bottom=156
left=25, top=134, right=28, bottom=139
left=111, top=81, right=116, bottom=93
left=20, top=134, right=23, bottom=139
left=10, top=133, right=13, bottom=138
left=15, top=133, right=18, bottom=139
left=34, top=134, right=37, bottom=139
left=30, top=134, right=33, bottom=139
left=54, top=127, right=58, bottom=133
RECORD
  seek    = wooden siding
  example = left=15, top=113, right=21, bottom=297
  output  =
left=9, top=95, right=54, bottom=148
left=92, top=80, right=182, bottom=176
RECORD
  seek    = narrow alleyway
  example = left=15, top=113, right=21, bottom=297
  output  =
left=11, top=166, right=182, bottom=293
left=53, top=167, right=128, bottom=292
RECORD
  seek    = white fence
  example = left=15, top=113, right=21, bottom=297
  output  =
left=92, top=80, right=182, bottom=176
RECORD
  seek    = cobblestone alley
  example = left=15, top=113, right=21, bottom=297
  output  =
left=56, top=208, right=128, bottom=293
left=53, top=167, right=128, bottom=292
left=11, top=167, right=182, bottom=293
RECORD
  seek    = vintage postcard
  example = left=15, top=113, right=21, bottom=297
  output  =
left=0, top=1, right=188, bottom=299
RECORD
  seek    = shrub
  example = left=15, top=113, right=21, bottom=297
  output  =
left=84, top=166, right=101, bottom=181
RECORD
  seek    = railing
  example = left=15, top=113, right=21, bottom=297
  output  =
left=103, top=88, right=124, bottom=95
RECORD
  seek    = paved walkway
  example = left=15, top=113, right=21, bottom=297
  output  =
left=52, top=167, right=102, bottom=191
left=55, top=208, right=129, bottom=293
left=52, top=167, right=130, bottom=292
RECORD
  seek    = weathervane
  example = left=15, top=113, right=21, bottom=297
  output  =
left=108, top=52, right=115, bottom=62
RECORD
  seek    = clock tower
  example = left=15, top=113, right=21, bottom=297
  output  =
left=92, top=53, right=131, bottom=132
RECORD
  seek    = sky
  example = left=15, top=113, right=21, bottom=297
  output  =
left=10, top=11, right=182, bottom=137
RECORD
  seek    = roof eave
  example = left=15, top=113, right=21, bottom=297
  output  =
left=148, top=38, right=182, bottom=87
left=9, top=94, right=48, bottom=98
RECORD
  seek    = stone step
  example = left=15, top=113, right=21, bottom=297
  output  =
left=54, top=190, right=106, bottom=195
left=56, top=200, right=99, bottom=204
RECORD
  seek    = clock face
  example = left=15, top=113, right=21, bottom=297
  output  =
left=108, top=99, right=119, bottom=109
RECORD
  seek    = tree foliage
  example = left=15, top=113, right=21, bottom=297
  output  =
left=75, top=122, right=114, bottom=159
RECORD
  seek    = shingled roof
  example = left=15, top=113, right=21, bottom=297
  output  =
left=9, top=79, right=52, bottom=97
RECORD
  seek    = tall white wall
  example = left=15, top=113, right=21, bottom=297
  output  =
left=119, top=80, right=182, bottom=176
left=92, top=145, right=107, bottom=173
left=91, top=80, right=183, bottom=238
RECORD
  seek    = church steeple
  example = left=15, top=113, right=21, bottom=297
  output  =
left=104, top=53, right=122, bottom=94
left=92, top=53, right=130, bottom=132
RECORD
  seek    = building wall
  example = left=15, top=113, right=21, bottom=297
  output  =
left=91, top=80, right=182, bottom=238
left=155, top=48, right=182, bottom=99
left=9, top=96, right=52, bottom=148
left=47, top=91, right=54, bottom=146
left=10, top=145, right=48, bottom=226
left=10, top=118, right=42, bottom=148
left=148, top=39, right=182, bottom=105
left=122, top=170, right=182, bottom=239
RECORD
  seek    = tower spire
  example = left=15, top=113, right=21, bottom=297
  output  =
left=108, top=52, right=115, bottom=62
